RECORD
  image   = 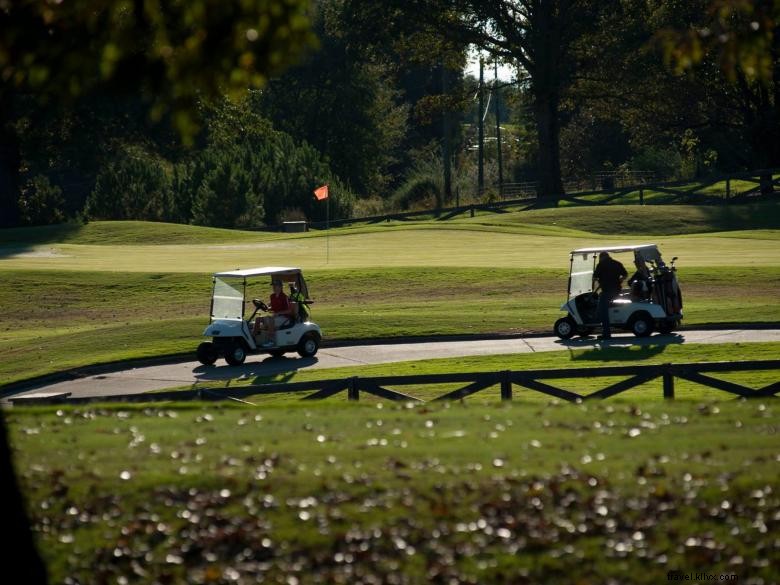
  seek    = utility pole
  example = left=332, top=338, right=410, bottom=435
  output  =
left=494, top=62, right=504, bottom=198
left=478, top=58, right=484, bottom=196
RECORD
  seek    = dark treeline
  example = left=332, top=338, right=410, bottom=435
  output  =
left=1, top=0, right=777, bottom=229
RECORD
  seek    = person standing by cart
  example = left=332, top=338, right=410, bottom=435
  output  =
left=593, top=251, right=627, bottom=339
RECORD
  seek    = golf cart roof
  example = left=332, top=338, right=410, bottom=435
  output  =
left=213, top=267, right=302, bottom=278
left=570, top=244, right=658, bottom=255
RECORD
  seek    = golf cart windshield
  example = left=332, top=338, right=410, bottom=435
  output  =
left=209, top=267, right=311, bottom=322
left=567, top=245, right=662, bottom=298
left=211, top=277, right=245, bottom=320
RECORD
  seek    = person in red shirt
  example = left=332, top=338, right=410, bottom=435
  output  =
left=253, top=280, right=293, bottom=346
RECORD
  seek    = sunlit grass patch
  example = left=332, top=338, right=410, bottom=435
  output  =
left=7, top=399, right=778, bottom=584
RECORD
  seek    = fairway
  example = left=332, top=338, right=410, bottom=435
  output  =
left=2, top=225, right=779, bottom=272
left=1, top=208, right=779, bottom=387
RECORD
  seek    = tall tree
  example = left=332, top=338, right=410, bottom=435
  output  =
left=0, top=0, right=317, bottom=227
left=255, top=4, right=408, bottom=197
left=381, top=0, right=603, bottom=198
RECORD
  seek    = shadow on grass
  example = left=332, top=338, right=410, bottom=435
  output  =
left=0, top=223, right=86, bottom=258
left=555, top=333, right=684, bottom=362
left=193, top=355, right=318, bottom=384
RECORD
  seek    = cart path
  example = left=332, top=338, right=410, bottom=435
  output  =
left=4, top=328, right=780, bottom=402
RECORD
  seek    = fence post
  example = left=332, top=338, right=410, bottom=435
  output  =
left=348, top=377, right=359, bottom=401
left=663, top=365, right=674, bottom=399
left=500, top=370, right=512, bottom=401
left=470, top=205, right=475, bottom=218
left=639, top=187, right=644, bottom=205
left=726, top=178, right=730, bottom=199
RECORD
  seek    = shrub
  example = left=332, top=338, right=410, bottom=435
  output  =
left=18, top=175, right=66, bottom=226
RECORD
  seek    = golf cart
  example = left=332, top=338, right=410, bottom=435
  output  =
left=196, top=267, right=322, bottom=366
left=554, top=244, right=683, bottom=339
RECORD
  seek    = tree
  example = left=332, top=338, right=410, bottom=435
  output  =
left=255, top=3, right=409, bottom=197
left=0, top=0, right=317, bottom=227
left=370, top=0, right=603, bottom=199
left=657, top=0, right=780, bottom=168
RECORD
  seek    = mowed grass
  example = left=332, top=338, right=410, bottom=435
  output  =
left=476, top=200, right=780, bottom=236
left=1, top=266, right=779, bottom=386
left=1, top=226, right=779, bottom=272
left=3, top=204, right=779, bottom=584
left=0, top=203, right=777, bottom=386
left=6, top=400, right=779, bottom=584
left=189, top=342, right=780, bottom=405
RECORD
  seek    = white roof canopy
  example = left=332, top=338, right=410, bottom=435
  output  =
left=570, top=244, right=658, bottom=255
left=213, top=267, right=302, bottom=278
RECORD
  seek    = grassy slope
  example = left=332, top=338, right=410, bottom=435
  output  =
left=1, top=266, right=778, bottom=386
left=4, top=204, right=780, bottom=583
left=475, top=200, right=780, bottom=235
left=0, top=202, right=778, bottom=386
left=7, top=400, right=779, bottom=584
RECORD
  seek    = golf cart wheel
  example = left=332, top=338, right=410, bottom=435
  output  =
left=554, top=316, right=576, bottom=340
left=224, top=342, right=247, bottom=366
left=297, top=333, right=320, bottom=357
left=658, top=320, right=677, bottom=335
left=196, top=342, right=218, bottom=366
left=629, top=312, right=654, bottom=338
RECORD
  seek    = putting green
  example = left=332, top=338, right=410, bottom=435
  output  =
left=1, top=227, right=778, bottom=272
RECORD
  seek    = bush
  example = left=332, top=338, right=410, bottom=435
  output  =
left=87, top=150, right=172, bottom=221
left=18, top=175, right=66, bottom=226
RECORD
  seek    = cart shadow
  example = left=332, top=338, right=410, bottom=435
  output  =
left=555, top=333, right=684, bottom=362
left=192, top=356, right=318, bottom=382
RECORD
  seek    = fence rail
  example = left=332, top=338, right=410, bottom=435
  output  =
left=11, top=360, right=779, bottom=406
left=302, top=167, right=779, bottom=231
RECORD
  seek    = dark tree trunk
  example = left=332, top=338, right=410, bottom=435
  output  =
left=534, top=89, right=565, bottom=199
left=528, top=0, right=567, bottom=200
left=0, top=96, right=21, bottom=227
left=0, top=410, right=49, bottom=583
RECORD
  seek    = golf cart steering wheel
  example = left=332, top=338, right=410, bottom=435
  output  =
left=252, top=298, right=269, bottom=312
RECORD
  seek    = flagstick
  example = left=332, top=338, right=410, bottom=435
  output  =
left=326, top=194, right=330, bottom=264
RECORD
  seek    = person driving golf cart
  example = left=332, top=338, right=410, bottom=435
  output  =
left=253, top=279, right=294, bottom=347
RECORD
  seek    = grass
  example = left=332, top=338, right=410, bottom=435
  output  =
left=177, top=341, right=780, bottom=404
left=6, top=399, right=779, bottom=584
left=1, top=266, right=779, bottom=387
left=3, top=204, right=779, bottom=584
left=0, top=205, right=776, bottom=387
left=476, top=200, right=780, bottom=235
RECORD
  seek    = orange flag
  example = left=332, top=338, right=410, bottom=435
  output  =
left=314, top=185, right=329, bottom=200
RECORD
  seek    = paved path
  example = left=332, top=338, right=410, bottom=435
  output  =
left=4, top=328, right=779, bottom=402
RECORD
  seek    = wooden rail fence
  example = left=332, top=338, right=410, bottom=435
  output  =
left=302, top=168, right=779, bottom=230
left=11, top=360, right=779, bottom=406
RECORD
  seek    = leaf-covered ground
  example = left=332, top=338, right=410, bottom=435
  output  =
left=8, top=400, right=778, bottom=584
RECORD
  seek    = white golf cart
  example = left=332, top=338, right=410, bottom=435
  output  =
left=554, top=244, right=683, bottom=339
left=196, top=266, right=322, bottom=366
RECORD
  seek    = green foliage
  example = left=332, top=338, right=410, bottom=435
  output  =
left=0, top=0, right=318, bottom=139
left=390, top=150, right=444, bottom=210
left=18, top=175, right=65, bottom=226
left=254, top=6, right=410, bottom=197
left=657, top=0, right=779, bottom=83
left=88, top=149, right=173, bottom=221
left=81, top=98, right=356, bottom=228
left=190, top=150, right=260, bottom=228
